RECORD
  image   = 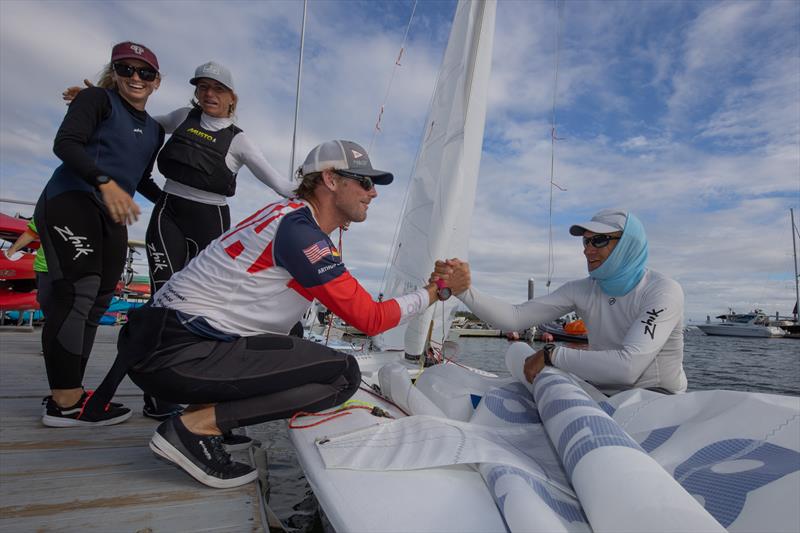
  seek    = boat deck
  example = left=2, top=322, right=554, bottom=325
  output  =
left=0, top=326, right=271, bottom=532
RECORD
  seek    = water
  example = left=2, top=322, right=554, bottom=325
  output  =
left=251, top=329, right=799, bottom=531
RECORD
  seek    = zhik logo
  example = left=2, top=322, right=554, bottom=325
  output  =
left=641, top=308, right=665, bottom=339
left=147, top=243, right=168, bottom=273
left=53, top=226, right=94, bottom=260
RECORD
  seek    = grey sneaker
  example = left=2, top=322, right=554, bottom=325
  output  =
left=150, top=416, right=258, bottom=489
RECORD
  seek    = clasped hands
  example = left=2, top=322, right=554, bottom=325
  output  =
left=429, top=258, right=471, bottom=298
left=430, top=258, right=549, bottom=383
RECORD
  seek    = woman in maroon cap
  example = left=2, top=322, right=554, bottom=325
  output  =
left=34, top=41, right=165, bottom=427
left=64, top=60, right=296, bottom=428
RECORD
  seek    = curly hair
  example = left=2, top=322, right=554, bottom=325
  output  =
left=294, top=170, right=323, bottom=200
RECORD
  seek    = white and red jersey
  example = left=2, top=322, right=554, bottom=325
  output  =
left=152, top=198, right=428, bottom=336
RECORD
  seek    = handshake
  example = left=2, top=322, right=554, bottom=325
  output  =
left=428, top=258, right=471, bottom=300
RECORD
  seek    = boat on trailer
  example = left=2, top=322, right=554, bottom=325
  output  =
left=289, top=2, right=800, bottom=531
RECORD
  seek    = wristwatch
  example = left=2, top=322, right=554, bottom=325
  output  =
left=435, top=278, right=452, bottom=301
left=95, top=174, right=111, bottom=187
left=542, top=343, right=556, bottom=366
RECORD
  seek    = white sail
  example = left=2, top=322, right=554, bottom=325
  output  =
left=374, top=0, right=496, bottom=355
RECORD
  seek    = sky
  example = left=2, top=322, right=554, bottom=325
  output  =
left=1, top=0, right=798, bottom=322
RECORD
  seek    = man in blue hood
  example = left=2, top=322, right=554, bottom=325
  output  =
left=436, top=208, right=687, bottom=394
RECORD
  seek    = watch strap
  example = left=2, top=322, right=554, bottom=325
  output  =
left=543, top=343, right=556, bottom=366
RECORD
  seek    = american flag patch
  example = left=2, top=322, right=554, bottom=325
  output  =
left=303, top=240, right=332, bottom=264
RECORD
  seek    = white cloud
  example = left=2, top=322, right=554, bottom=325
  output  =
left=1, top=0, right=798, bottom=324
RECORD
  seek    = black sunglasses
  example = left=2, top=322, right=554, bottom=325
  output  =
left=336, top=170, right=374, bottom=191
left=113, top=62, right=158, bottom=82
left=582, top=234, right=621, bottom=248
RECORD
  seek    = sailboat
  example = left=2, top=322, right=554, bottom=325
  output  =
left=288, top=2, right=800, bottom=532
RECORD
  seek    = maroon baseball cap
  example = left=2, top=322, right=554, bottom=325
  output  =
left=110, top=41, right=159, bottom=71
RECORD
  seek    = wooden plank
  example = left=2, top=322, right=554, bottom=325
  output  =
left=0, top=328, right=266, bottom=532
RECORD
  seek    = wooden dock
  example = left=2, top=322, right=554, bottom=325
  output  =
left=0, top=326, right=273, bottom=532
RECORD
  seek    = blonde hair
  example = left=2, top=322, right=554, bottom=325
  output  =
left=96, top=63, right=117, bottom=89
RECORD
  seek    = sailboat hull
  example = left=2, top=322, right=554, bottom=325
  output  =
left=289, top=346, right=800, bottom=533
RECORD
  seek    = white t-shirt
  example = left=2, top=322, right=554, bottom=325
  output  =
left=154, top=107, right=295, bottom=204
left=458, top=269, right=687, bottom=393
left=153, top=198, right=429, bottom=337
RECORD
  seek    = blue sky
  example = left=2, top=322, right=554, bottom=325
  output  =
left=1, top=0, right=798, bottom=321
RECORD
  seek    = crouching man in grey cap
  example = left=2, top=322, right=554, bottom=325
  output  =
left=434, top=208, right=687, bottom=395
left=86, top=140, right=446, bottom=489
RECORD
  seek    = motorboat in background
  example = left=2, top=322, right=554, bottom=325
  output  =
left=697, top=310, right=786, bottom=338
left=536, top=318, right=588, bottom=343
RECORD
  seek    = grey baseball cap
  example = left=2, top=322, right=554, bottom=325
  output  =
left=300, top=140, right=393, bottom=185
left=190, top=61, right=234, bottom=90
left=569, top=208, right=628, bottom=235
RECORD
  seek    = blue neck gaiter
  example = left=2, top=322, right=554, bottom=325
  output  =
left=589, top=213, right=648, bottom=296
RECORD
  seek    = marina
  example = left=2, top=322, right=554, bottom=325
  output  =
left=0, top=323, right=797, bottom=531
left=0, top=0, right=798, bottom=531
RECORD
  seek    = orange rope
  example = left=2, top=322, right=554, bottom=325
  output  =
left=289, top=404, right=390, bottom=429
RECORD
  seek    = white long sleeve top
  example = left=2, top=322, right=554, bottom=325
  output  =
left=154, top=107, right=295, bottom=204
left=458, top=269, right=687, bottom=393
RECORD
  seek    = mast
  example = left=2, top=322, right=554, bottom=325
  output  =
left=792, top=208, right=799, bottom=323
left=288, top=0, right=308, bottom=178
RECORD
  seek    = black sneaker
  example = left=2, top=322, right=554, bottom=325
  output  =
left=222, top=431, right=254, bottom=452
left=41, top=392, right=132, bottom=427
left=149, top=416, right=258, bottom=489
left=83, top=389, right=123, bottom=408
left=142, top=394, right=184, bottom=421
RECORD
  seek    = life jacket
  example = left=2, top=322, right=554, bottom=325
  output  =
left=47, top=88, right=161, bottom=199
left=157, top=108, right=242, bottom=196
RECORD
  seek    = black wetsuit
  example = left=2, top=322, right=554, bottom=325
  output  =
left=34, top=87, right=163, bottom=389
left=145, top=108, right=240, bottom=293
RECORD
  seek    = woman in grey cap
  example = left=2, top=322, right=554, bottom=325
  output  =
left=65, top=61, right=295, bottom=426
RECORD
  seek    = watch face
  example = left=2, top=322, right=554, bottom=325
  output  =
left=437, top=287, right=452, bottom=301
left=96, top=175, right=110, bottom=185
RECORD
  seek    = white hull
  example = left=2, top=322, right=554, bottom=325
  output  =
left=696, top=324, right=785, bottom=337
left=289, top=355, right=509, bottom=533
left=290, top=345, right=800, bottom=533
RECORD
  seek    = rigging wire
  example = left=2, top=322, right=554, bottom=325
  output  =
left=545, top=0, right=566, bottom=294
left=368, top=0, right=418, bottom=153
left=288, top=0, right=308, bottom=179
left=378, top=1, right=433, bottom=297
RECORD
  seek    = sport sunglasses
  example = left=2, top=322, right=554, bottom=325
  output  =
left=582, top=234, right=621, bottom=248
left=113, top=62, right=158, bottom=82
left=336, top=170, right=374, bottom=191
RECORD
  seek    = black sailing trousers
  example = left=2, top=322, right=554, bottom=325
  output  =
left=145, top=193, right=230, bottom=294
left=120, top=307, right=361, bottom=432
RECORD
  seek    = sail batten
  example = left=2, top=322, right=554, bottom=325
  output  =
left=374, top=0, right=496, bottom=354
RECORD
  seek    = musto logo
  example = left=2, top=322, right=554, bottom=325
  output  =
left=186, top=128, right=216, bottom=143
